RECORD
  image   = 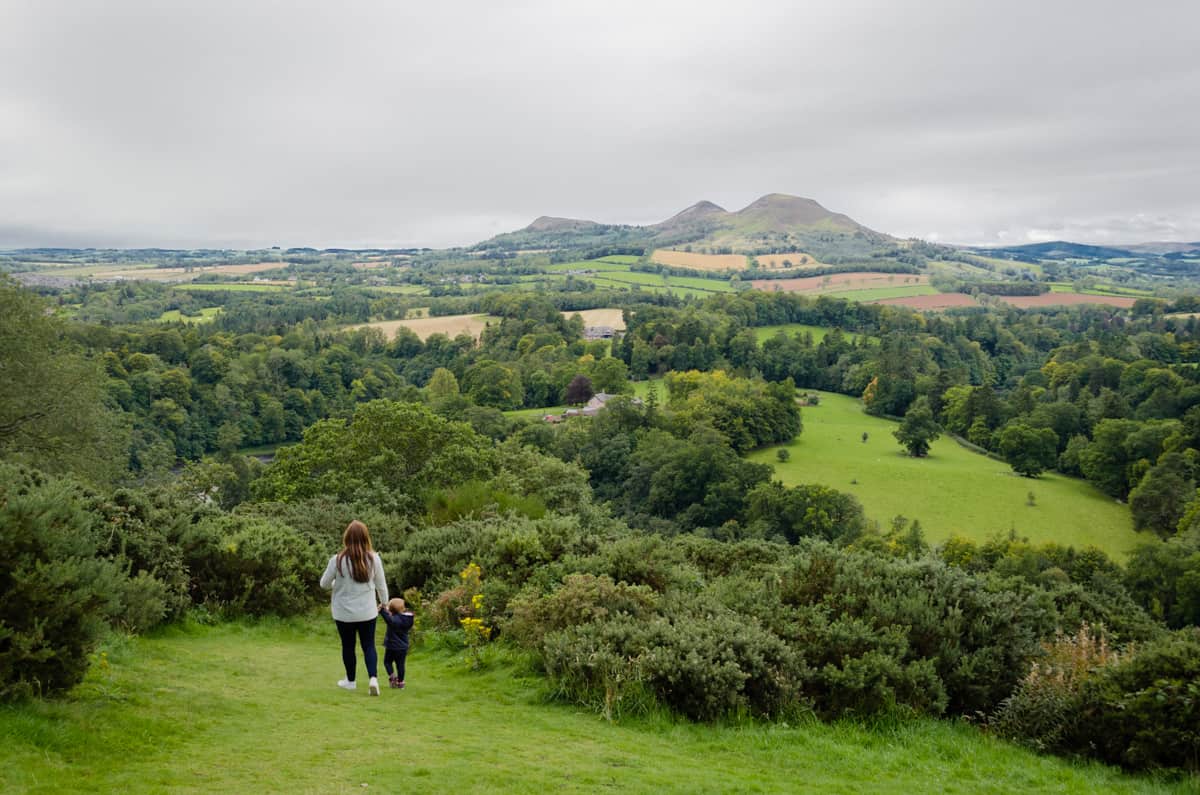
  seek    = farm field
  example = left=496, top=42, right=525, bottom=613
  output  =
left=544, top=259, right=632, bottom=273
left=827, top=285, right=938, bottom=302
left=173, top=282, right=290, bottom=292
left=752, top=323, right=865, bottom=344
left=748, top=391, right=1139, bottom=557
left=353, top=314, right=499, bottom=341
left=370, top=284, right=429, bottom=295
left=650, top=249, right=749, bottom=271
left=158, top=307, right=222, bottom=323
left=1047, top=282, right=1154, bottom=297
left=749, top=272, right=929, bottom=293
left=589, top=270, right=735, bottom=296
left=998, top=293, right=1137, bottom=309
left=0, top=618, right=1180, bottom=795
left=874, top=293, right=979, bottom=310
left=564, top=307, right=626, bottom=330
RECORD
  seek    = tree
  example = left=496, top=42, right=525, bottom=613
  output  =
left=255, top=400, right=495, bottom=515
left=1128, top=452, right=1195, bottom=537
left=894, top=397, right=941, bottom=457
left=996, top=424, right=1059, bottom=477
left=590, top=357, right=630, bottom=394
left=0, top=280, right=127, bottom=483
left=564, top=374, right=594, bottom=405
left=746, top=480, right=866, bottom=543
left=426, top=367, right=460, bottom=401
left=462, top=361, right=524, bottom=410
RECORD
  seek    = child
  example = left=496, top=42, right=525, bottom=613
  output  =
left=379, top=597, right=415, bottom=689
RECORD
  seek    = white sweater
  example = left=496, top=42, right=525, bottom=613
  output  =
left=320, top=552, right=389, bottom=622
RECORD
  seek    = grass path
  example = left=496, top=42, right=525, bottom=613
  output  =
left=749, top=391, right=1139, bottom=557
left=0, top=618, right=1189, bottom=794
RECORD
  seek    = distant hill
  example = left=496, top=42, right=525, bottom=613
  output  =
left=473, top=193, right=894, bottom=260
left=971, top=241, right=1146, bottom=263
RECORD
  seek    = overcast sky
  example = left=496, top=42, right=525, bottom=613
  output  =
left=2, top=1, right=1198, bottom=249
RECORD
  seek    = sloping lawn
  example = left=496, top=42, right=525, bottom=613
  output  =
left=748, top=391, right=1140, bottom=556
left=0, top=618, right=1186, bottom=794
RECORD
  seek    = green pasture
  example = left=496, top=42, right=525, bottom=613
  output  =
left=597, top=254, right=640, bottom=264
left=544, top=259, right=632, bottom=273
left=1047, top=283, right=1154, bottom=298
left=158, top=307, right=222, bottom=324
left=752, top=324, right=866, bottom=344
left=0, top=618, right=1183, bottom=794
left=370, top=284, right=429, bottom=295
left=591, top=273, right=734, bottom=296
left=824, top=285, right=938, bottom=302
left=748, top=391, right=1139, bottom=557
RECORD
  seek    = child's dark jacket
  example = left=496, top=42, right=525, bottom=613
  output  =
left=380, top=609, right=415, bottom=651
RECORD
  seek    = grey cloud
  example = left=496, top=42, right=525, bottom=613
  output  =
left=1, top=0, right=1198, bottom=249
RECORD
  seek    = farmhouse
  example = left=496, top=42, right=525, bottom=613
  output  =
left=543, top=392, right=643, bottom=422
left=583, top=325, right=615, bottom=340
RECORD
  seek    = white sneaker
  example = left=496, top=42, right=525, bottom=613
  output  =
left=368, top=677, right=380, bottom=696
left=337, top=679, right=357, bottom=691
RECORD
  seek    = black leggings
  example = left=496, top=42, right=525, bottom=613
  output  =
left=335, top=618, right=378, bottom=681
left=384, top=649, right=407, bottom=681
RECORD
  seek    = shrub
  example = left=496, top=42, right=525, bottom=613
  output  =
left=180, top=515, right=324, bottom=616
left=236, top=498, right=411, bottom=554
left=990, top=623, right=1120, bottom=752
left=87, top=487, right=196, bottom=623
left=0, top=466, right=127, bottom=699
left=506, top=574, right=658, bottom=648
left=1068, top=628, right=1200, bottom=772
left=775, top=545, right=1055, bottom=717
left=542, top=605, right=805, bottom=722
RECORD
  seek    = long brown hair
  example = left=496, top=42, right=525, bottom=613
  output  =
left=336, top=520, right=374, bottom=583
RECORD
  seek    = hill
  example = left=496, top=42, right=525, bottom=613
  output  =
left=473, top=193, right=895, bottom=260
left=0, top=618, right=1183, bottom=794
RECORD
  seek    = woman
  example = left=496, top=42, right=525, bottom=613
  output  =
left=320, top=520, right=389, bottom=696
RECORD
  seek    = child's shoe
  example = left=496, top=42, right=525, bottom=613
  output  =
left=397, top=680, right=406, bottom=689
left=389, top=676, right=401, bottom=688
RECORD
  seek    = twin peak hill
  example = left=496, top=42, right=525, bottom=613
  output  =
left=475, top=193, right=893, bottom=261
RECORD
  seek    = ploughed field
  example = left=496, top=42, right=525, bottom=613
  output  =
left=749, top=391, right=1140, bottom=557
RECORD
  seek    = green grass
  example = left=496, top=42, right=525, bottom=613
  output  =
left=0, top=618, right=1186, bottom=794
left=748, top=391, right=1140, bottom=557
left=544, top=259, right=633, bottom=273
left=752, top=324, right=866, bottom=344
left=824, top=285, right=938, bottom=302
left=158, top=307, right=222, bottom=324
left=591, top=271, right=736, bottom=294
left=370, top=284, right=429, bottom=295
left=1046, top=283, right=1154, bottom=297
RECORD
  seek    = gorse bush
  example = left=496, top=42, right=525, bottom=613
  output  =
left=180, top=515, right=325, bottom=616
left=990, top=623, right=1121, bottom=752
left=0, top=465, right=167, bottom=699
left=1068, top=628, right=1200, bottom=773
left=503, top=536, right=1056, bottom=723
